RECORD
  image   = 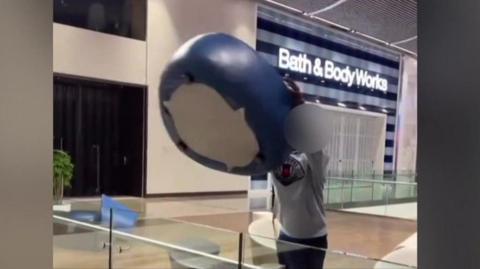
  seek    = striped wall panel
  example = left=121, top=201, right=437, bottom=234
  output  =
left=256, top=6, right=402, bottom=173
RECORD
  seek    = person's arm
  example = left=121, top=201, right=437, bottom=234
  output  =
left=306, top=150, right=329, bottom=210
left=306, top=150, right=329, bottom=184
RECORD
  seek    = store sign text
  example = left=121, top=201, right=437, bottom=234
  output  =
left=278, top=48, right=388, bottom=92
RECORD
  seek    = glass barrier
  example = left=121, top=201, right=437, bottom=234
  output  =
left=54, top=202, right=416, bottom=269
left=110, top=236, right=241, bottom=269
left=243, top=233, right=414, bottom=269
left=328, top=173, right=417, bottom=184
left=110, top=208, right=242, bottom=268
left=53, top=210, right=112, bottom=269
left=325, top=177, right=417, bottom=219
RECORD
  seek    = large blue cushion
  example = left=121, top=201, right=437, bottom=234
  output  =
left=159, top=33, right=294, bottom=175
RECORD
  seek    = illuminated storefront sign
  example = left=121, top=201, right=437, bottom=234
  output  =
left=278, top=48, right=389, bottom=92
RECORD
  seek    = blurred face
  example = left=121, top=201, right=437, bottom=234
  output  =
left=284, top=103, right=334, bottom=154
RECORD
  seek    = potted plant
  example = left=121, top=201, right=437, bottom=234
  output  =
left=53, top=149, right=74, bottom=205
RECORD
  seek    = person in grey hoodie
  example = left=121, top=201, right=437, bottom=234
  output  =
left=272, top=150, right=329, bottom=269
left=271, top=78, right=329, bottom=269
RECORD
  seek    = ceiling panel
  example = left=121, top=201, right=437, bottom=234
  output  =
left=263, top=0, right=417, bottom=54
left=274, top=0, right=340, bottom=11
left=397, top=38, right=417, bottom=53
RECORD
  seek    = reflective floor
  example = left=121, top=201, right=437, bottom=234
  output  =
left=55, top=194, right=417, bottom=268
left=342, top=202, right=417, bottom=220
left=176, top=210, right=416, bottom=260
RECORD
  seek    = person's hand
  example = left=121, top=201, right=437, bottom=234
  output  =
left=283, top=77, right=305, bottom=107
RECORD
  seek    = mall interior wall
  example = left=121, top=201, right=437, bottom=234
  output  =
left=52, top=0, right=256, bottom=195
left=53, top=23, right=147, bottom=85
left=0, top=0, right=52, bottom=268
left=146, top=0, right=257, bottom=194
left=396, top=55, right=417, bottom=174
left=53, top=0, right=416, bottom=195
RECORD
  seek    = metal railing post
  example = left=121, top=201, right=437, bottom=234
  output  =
left=109, top=208, right=113, bottom=269
left=384, top=183, right=390, bottom=216
left=371, top=182, right=375, bottom=201
left=237, top=233, right=243, bottom=269
left=350, top=179, right=354, bottom=203
left=326, top=179, right=331, bottom=207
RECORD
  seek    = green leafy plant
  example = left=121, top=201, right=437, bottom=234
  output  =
left=53, top=150, right=74, bottom=203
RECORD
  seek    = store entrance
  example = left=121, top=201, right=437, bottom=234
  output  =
left=324, top=108, right=387, bottom=177
left=53, top=75, right=146, bottom=197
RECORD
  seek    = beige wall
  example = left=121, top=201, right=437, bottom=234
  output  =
left=52, top=0, right=258, bottom=194
left=54, top=23, right=147, bottom=85
left=396, top=56, right=417, bottom=174
left=146, top=0, right=257, bottom=194
left=0, top=0, right=52, bottom=268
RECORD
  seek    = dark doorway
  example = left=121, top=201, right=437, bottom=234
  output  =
left=54, top=75, right=146, bottom=197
